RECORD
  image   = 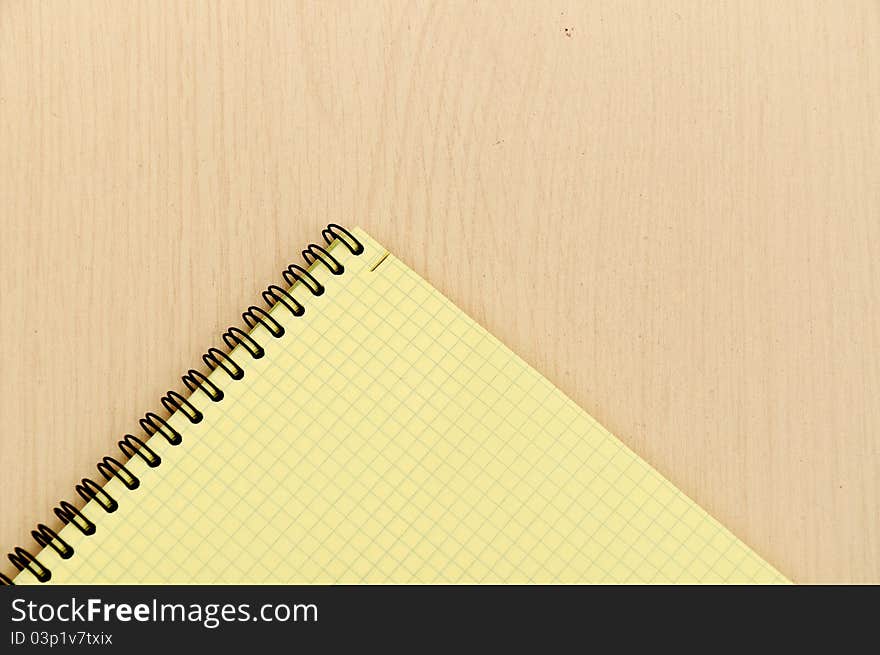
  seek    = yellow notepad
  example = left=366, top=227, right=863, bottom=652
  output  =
left=8, top=226, right=787, bottom=584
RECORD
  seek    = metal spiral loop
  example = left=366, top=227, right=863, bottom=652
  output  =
left=3, top=224, right=364, bottom=584
left=32, top=525, right=74, bottom=560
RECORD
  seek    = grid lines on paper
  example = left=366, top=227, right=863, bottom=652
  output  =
left=22, top=228, right=787, bottom=584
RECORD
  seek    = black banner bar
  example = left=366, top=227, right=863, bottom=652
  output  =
left=1, top=585, right=875, bottom=650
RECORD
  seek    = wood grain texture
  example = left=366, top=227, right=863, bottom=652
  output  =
left=1, top=0, right=877, bottom=583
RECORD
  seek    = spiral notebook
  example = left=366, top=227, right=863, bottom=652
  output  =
left=5, top=225, right=787, bottom=584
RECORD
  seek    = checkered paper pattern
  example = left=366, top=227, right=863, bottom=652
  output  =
left=16, top=228, right=787, bottom=583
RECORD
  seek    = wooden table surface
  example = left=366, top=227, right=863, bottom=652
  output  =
left=1, top=1, right=877, bottom=583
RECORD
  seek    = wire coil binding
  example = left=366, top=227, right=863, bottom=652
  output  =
left=2, top=224, right=364, bottom=584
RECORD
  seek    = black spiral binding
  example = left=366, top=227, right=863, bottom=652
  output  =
left=2, top=224, right=364, bottom=584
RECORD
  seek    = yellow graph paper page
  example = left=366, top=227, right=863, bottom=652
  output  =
left=16, top=228, right=787, bottom=583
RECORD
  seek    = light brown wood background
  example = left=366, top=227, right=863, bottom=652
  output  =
left=1, top=1, right=877, bottom=583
